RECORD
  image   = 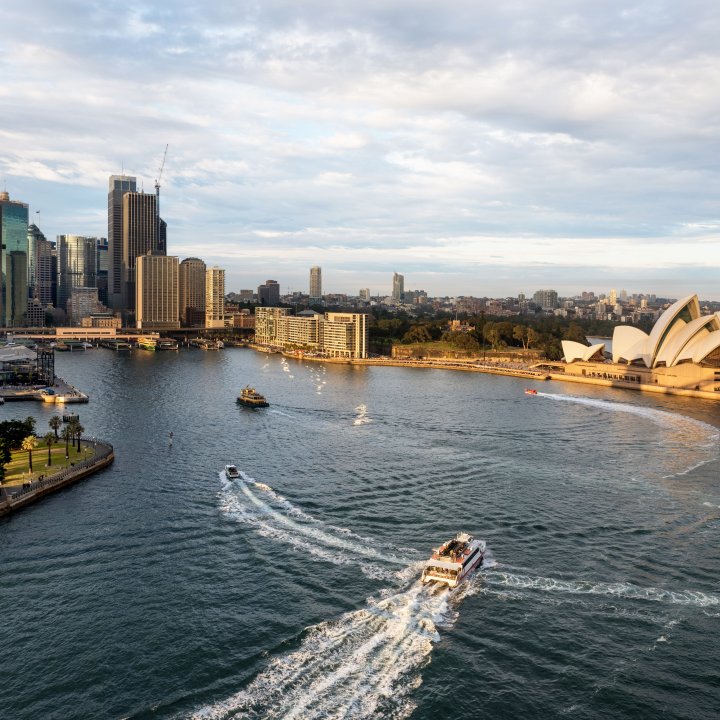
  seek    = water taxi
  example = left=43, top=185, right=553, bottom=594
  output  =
left=237, top=386, right=269, bottom=408
left=421, top=532, right=486, bottom=589
left=524, top=388, right=538, bottom=395
left=224, top=464, right=240, bottom=479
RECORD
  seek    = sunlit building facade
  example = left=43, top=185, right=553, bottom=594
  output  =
left=0, top=191, right=29, bottom=326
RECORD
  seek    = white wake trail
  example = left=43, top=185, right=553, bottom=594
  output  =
left=190, top=582, right=458, bottom=720
left=485, top=571, right=720, bottom=607
left=217, top=471, right=413, bottom=579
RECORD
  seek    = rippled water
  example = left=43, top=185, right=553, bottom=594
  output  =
left=1, top=348, right=719, bottom=719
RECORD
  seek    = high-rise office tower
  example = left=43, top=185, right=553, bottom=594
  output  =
left=179, top=257, right=206, bottom=326
left=257, top=279, right=280, bottom=306
left=359, top=288, right=370, bottom=301
left=136, top=254, right=179, bottom=329
left=108, top=174, right=137, bottom=310
left=96, top=238, right=109, bottom=305
left=205, top=267, right=225, bottom=328
left=0, top=191, right=29, bottom=326
left=309, top=266, right=322, bottom=299
left=28, top=223, right=57, bottom=307
left=392, top=272, right=404, bottom=302
left=122, top=190, right=161, bottom=317
left=57, top=235, right=98, bottom=311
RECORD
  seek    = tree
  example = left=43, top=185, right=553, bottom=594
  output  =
left=43, top=432, right=56, bottom=467
left=401, top=325, right=432, bottom=344
left=526, top=328, right=541, bottom=348
left=513, top=325, right=528, bottom=349
left=25, top=417, right=37, bottom=434
left=49, top=415, right=62, bottom=440
left=61, top=426, right=72, bottom=458
left=75, top=423, right=85, bottom=452
left=21, top=435, right=38, bottom=474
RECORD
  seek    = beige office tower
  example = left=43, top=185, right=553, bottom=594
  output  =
left=205, top=266, right=225, bottom=328
left=135, top=254, right=179, bottom=329
left=179, top=257, right=206, bottom=326
left=309, top=266, right=322, bottom=299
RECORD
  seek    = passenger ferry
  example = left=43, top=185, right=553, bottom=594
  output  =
left=237, top=386, right=269, bottom=408
left=421, top=532, right=486, bottom=588
left=224, top=464, right=240, bottom=479
left=137, top=337, right=157, bottom=351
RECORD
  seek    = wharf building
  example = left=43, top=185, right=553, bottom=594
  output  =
left=255, top=307, right=368, bottom=359
left=309, top=266, right=322, bottom=300
left=561, top=294, right=720, bottom=396
left=0, top=191, right=29, bottom=326
left=136, top=254, right=180, bottom=329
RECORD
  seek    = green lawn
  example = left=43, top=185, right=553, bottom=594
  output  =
left=2, top=443, right=96, bottom=487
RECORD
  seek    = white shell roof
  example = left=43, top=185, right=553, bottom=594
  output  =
left=644, top=294, right=700, bottom=367
left=562, top=340, right=605, bottom=363
left=612, top=326, right=649, bottom=364
left=654, top=314, right=720, bottom=367
left=689, top=330, right=720, bottom=365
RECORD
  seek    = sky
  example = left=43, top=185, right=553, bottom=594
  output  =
left=2, top=1, right=720, bottom=299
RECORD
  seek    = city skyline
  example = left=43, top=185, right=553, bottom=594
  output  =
left=3, top=2, right=720, bottom=298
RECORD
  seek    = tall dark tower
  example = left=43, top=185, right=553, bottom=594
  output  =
left=108, top=174, right=137, bottom=312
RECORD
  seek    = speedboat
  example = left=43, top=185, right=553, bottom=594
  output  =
left=224, top=464, right=240, bottom=479
left=421, top=532, right=486, bottom=589
left=524, top=388, right=538, bottom=395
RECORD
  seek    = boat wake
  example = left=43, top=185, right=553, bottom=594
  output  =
left=485, top=570, right=720, bottom=607
left=353, top=403, right=372, bottom=426
left=217, top=471, right=416, bottom=581
left=189, top=581, right=466, bottom=720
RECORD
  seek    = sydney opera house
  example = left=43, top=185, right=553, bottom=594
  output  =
left=560, top=294, right=720, bottom=398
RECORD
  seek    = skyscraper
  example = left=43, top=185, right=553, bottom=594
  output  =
left=136, top=254, right=179, bottom=329
left=122, top=190, right=161, bottom=318
left=309, top=266, right=322, bottom=299
left=258, top=279, right=280, bottom=306
left=108, top=174, right=136, bottom=310
left=96, top=238, right=109, bottom=306
left=179, top=257, right=206, bottom=326
left=57, top=235, right=98, bottom=311
left=392, top=272, right=404, bottom=303
left=0, top=191, right=29, bottom=326
left=28, top=223, right=57, bottom=307
left=206, top=267, right=225, bottom=328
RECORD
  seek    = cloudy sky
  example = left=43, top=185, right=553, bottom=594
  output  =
left=3, top=1, right=720, bottom=298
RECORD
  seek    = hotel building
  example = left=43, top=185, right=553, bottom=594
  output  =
left=179, top=257, right=206, bottom=326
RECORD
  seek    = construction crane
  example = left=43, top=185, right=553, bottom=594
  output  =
left=154, top=144, right=168, bottom=252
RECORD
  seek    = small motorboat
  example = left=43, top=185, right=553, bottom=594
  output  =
left=224, top=464, right=240, bottom=479
left=524, top=389, right=538, bottom=395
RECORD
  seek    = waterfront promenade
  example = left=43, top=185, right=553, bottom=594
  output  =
left=0, top=439, right=114, bottom=516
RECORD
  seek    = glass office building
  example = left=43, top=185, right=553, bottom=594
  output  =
left=0, top=191, right=29, bottom=326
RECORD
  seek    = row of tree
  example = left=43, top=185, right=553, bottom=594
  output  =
left=0, top=415, right=85, bottom=482
left=366, top=311, right=610, bottom=360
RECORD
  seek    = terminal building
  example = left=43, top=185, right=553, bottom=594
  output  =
left=561, top=294, right=720, bottom=396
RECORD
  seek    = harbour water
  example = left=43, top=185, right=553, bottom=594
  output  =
left=1, top=348, right=719, bottom=719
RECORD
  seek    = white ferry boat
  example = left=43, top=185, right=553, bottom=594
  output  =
left=421, top=532, right=486, bottom=588
left=224, top=464, right=240, bottom=479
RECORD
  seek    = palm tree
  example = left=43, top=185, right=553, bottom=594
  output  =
left=66, top=418, right=84, bottom=452
left=25, top=416, right=37, bottom=434
left=43, top=432, right=56, bottom=466
left=49, top=415, right=62, bottom=440
left=21, top=435, right=38, bottom=474
left=75, top=423, right=85, bottom=452
left=61, top=426, right=72, bottom=458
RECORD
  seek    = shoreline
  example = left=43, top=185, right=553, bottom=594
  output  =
left=0, top=439, right=114, bottom=516
left=264, top=347, right=720, bottom=402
